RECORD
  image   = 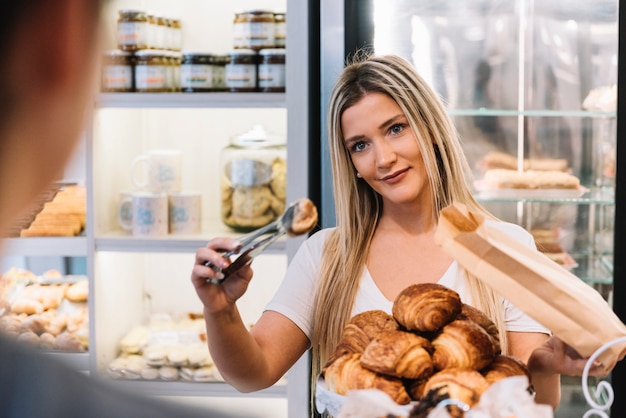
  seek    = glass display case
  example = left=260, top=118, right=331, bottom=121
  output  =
left=320, top=0, right=618, bottom=415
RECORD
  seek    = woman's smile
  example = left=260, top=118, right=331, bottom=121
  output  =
left=380, top=167, right=410, bottom=184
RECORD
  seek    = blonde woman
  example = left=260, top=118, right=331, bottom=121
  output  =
left=193, top=53, right=606, bottom=412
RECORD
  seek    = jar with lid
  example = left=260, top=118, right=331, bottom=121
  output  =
left=134, top=50, right=168, bottom=92
left=235, top=10, right=276, bottom=50
left=117, top=9, right=149, bottom=51
left=225, top=49, right=258, bottom=92
left=212, top=55, right=228, bottom=91
left=258, top=49, right=285, bottom=92
left=146, top=13, right=157, bottom=49
left=220, top=125, right=287, bottom=231
left=171, top=18, right=183, bottom=51
left=181, top=53, right=215, bottom=92
left=101, top=50, right=134, bottom=92
left=167, top=51, right=182, bottom=92
left=273, top=12, right=286, bottom=48
left=232, top=11, right=247, bottom=49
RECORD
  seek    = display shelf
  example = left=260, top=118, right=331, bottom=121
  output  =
left=44, top=351, right=90, bottom=371
left=108, top=380, right=287, bottom=398
left=570, top=254, right=614, bottom=286
left=95, top=234, right=286, bottom=254
left=474, top=187, right=615, bottom=205
left=95, top=93, right=286, bottom=109
left=0, top=237, right=88, bottom=257
left=448, top=109, right=616, bottom=118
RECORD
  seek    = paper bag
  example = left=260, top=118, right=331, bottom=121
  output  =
left=434, top=202, right=626, bottom=372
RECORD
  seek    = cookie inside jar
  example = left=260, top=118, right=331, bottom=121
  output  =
left=221, top=125, right=286, bottom=232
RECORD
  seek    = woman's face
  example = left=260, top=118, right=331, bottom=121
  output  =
left=341, top=92, right=430, bottom=206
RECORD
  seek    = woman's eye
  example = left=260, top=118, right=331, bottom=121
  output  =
left=390, top=123, right=405, bottom=135
left=352, top=141, right=366, bottom=152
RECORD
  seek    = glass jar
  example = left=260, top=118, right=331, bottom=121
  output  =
left=101, top=50, right=133, bottom=92
left=212, top=55, right=228, bottom=91
left=274, top=12, right=286, bottom=48
left=232, top=11, right=247, bottom=49
left=181, top=53, right=216, bottom=92
left=117, top=9, right=149, bottom=51
left=134, top=50, right=168, bottom=92
left=220, top=125, right=287, bottom=231
left=171, top=18, right=183, bottom=51
left=225, top=49, right=258, bottom=92
left=258, top=49, right=285, bottom=92
left=167, top=51, right=182, bottom=92
left=236, top=10, right=276, bottom=50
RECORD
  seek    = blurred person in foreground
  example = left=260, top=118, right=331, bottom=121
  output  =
left=0, top=2, right=244, bottom=417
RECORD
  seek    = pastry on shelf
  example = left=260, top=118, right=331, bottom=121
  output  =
left=108, top=313, right=222, bottom=383
left=582, top=84, right=617, bottom=111
left=19, top=184, right=87, bottom=237
left=480, top=169, right=580, bottom=190
left=479, top=151, right=569, bottom=172
left=530, top=228, right=578, bottom=269
left=0, top=267, right=89, bottom=352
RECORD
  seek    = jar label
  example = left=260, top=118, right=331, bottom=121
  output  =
left=225, top=64, right=256, bottom=89
left=117, top=21, right=148, bottom=46
left=259, top=63, right=286, bottom=88
left=242, top=22, right=275, bottom=48
left=228, top=159, right=273, bottom=186
left=233, top=23, right=246, bottom=49
left=103, top=65, right=133, bottom=89
left=213, top=67, right=226, bottom=88
left=135, top=65, right=167, bottom=90
left=181, top=65, right=214, bottom=88
left=275, top=22, right=286, bottom=47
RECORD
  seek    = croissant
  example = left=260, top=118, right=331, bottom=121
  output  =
left=360, top=329, right=434, bottom=380
left=404, top=377, right=429, bottom=402
left=421, top=368, right=489, bottom=408
left=392, top=283, right=462, bottom=333
left=325, top=310, right=398, bottom=366
left=432, top=319, right=498, bottom=371
left=457, top=303, right=501, bottom=355
left=323, top=352, right=412, bottom=405
left=481, top=354, right=530, bottom=385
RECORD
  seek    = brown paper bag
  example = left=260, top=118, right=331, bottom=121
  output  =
left=434, top=202, right=626, bottom=372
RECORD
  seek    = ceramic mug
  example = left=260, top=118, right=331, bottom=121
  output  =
left=118, top=192, right=168, bottom=236
left=117, top=190, right=134, bottom=233
left=130, top=149, right=182, bottom=193
left=168, top=192, right=202, bottom=234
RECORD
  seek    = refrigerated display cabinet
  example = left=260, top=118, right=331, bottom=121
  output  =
left=318, top=0, right=621, bottom=415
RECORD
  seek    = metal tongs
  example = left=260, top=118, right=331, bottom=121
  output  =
left=204, top=200, right=297, bottom=284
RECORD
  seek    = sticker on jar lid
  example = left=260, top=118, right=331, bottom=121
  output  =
left=226, top=159, right=273, bottom=186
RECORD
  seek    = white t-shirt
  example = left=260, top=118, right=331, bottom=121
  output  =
left=265, top=220, right=550, bottom=341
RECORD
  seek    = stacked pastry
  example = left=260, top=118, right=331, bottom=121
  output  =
left=20, top=184, right=87, bottom=237
left=322, top=283, right=530, bottom=416
left=531, top=228, right=576, bottom=268
left=479, top=151, right=569, bottom=173
left=481, top=169, right=580, bottom=190
left=107, top=313, right=222, bottom=383
left=221, top=158, right=287, bottom=230
left=0, top=269, right=89, bottom=351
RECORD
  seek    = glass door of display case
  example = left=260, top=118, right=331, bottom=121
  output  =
left=319, top=0, right=619, bottom=415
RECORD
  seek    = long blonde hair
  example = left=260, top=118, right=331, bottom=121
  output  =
left=311, top=54, right=507, bottom=392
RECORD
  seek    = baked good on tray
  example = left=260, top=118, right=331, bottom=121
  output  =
left=481, top=169, right=580, bottom=190
left=480, top=151, right=569, bottom=172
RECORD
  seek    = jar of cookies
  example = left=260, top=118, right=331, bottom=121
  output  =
left=220, top=125, right=286, bottom=232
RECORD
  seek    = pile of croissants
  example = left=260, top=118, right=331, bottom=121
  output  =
left=321, top=283, right=531, bottom=416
